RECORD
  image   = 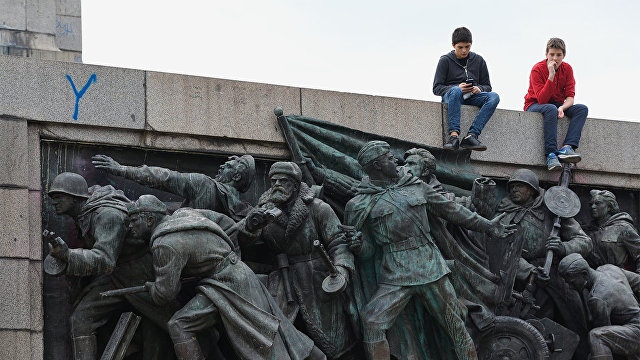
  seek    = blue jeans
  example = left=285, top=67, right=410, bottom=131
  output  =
left=442, top=86, right=500, bottom=136
left=526, top=103, right=588, bottom=156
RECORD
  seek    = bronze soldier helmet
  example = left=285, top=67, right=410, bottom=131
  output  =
left=47, top=172, right=90, bottom=199
left=507, top=169, right=540, bottom=194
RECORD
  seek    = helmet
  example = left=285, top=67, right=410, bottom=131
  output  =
left=47, top=172, right=89, bottom=198
left=507, top=169, right=539, bottom=194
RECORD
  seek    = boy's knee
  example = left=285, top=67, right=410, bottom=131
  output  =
left=574, top=104, right=588, bottom=114
left=446, top=86, right=463, bottom=98
left=487, top=92, right=500, bottom=105
left=538, top=104, right=558, bottom=116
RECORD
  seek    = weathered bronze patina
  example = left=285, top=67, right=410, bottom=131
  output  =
left=583, top=190, right=640, bottom=274
left=46, top=172, right=176, bottom=360
left=559, top=254, right=640, bottom=359
left=126, top=194, right=326, bottom=360
left=237, top=161, right=359, bottom=359
left=344, top=140, right=516, bottom=360
left=92, top=154, right=255, bottom=221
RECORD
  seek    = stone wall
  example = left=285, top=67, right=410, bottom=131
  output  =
left=1, top=54, right=639, bottom=358
left=0, top=0, right=81, bottom=62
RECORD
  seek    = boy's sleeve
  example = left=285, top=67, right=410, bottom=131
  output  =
left=529, top=66, right=555, bottom=104
left=565, top=65, right=576, bottom=98
left=478, top=58, right=492, bottom=92
left=433, top=56, right=452, bottom=96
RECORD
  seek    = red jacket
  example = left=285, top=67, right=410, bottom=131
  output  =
left=524, top=59, right=575, bottom=110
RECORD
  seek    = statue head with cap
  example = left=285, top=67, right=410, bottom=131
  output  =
left=127, top=194, right=168, bottom=241
left=558, top=253, right=595, bottom=291
left=214, top=155, right=256, bottom=193
left=268, top=161, right=302, bottom=205
left=358, top=140, right=398, bottom=182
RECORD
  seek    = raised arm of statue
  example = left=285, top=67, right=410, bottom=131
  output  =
left=93, top=154, right=217, bottom=207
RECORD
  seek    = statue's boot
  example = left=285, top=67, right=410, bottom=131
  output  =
left=72, top=334, right=97, bottom=360
left=305, top=345, right=327, bottom=360
left=173, top=338, right=205, bottom=360
left=364, top=339, right=390, bottom=360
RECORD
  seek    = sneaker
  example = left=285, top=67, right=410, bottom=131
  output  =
left=557, top=145, right=581, bottom=163
left=460, top=134, right=487, bottom=151
left=443, top=135, right=460, bottom=150
left=546, top=153, right=561, bottom=171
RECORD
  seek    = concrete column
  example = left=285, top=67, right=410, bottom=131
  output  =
left=0, top=118, right=42, bottom=359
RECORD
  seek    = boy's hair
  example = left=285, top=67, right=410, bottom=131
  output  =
left=452, top=27, right=472, bottom=45
left=546, top=38, right=566, bottom=55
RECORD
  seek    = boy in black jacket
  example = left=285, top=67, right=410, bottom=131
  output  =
left=433, top=27, right=499, bottom=151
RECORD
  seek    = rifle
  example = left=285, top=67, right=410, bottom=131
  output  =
left=101, top=285, right=148, bottom=297
left=517, top=163, right=580, bottom=317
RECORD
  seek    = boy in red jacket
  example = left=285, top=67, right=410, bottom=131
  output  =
left=524, top=38, right=588, bottom=170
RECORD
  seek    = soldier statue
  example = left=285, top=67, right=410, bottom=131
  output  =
left=403, top=147, right=449, bottom=196
left=583, top=190, right=640, bottom=274
left=496, top=168, right=592, bottom=358
left=237, top=162, right=358, bottom=359
left=559, top=253, right=640, bottom=359
left=343, top=140, right=516, bottom=360
left=46, top=172, right=175, bottom=360
left=92, top=154, right=255, bottom=221
left=127, top=194, right=326, bottom=360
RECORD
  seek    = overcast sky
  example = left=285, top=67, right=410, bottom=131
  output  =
left=82, top=0, right=638, bottom=122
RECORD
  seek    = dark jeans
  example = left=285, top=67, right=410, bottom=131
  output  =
left=442, top=86, right=500, bottom=136
left=526, top=102, right=588, bottom=156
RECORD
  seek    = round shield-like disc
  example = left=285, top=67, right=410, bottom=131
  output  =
left=544, top=186, right=581, bottom=218
left=322, top=274, right=347, bottom=294
left=44, top=254, right=67, bottom=276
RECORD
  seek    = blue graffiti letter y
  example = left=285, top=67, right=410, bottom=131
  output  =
left=66, top=74, right=97, bottom=120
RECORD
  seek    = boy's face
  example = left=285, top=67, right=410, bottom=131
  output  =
left=452, top=42, right=472, bottom=59
left=546, top=48, right=565, bottom=68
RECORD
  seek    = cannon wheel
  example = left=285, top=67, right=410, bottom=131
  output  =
left=476, top=316, right=550, bottom=360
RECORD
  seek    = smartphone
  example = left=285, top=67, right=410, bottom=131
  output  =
left=465, top=78, right=475, bottom=87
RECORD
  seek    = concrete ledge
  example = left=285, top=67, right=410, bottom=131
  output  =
left=0, top=55, right=144, bottom=129
left=146, top=71, right=301, bottom=143
left=448, top=104, right=640, bottom=178
left=301, top=88, right=443, bottom=148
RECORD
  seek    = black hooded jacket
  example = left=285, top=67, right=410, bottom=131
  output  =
left=432, top=50, right=492, bottom=96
